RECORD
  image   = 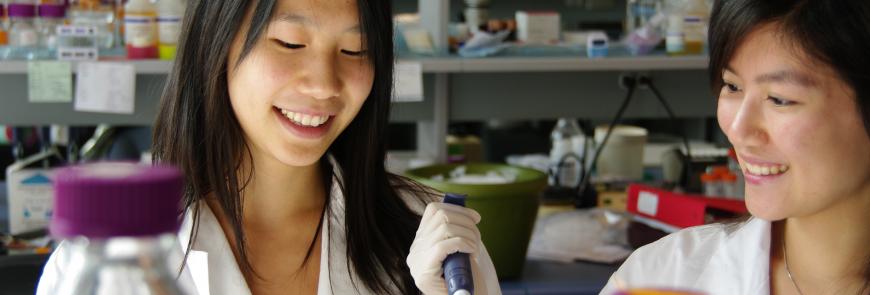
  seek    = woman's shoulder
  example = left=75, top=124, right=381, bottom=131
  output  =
left=603, top=217, right=767, bottom=292
left=635, top=221, right=744, bottom=260
left=388, top=175, right=443, bottom=215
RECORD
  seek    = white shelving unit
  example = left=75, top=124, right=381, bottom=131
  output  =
left=0, top=0, right=713, bottom=163
left=0, top=55, right=707, bottom=74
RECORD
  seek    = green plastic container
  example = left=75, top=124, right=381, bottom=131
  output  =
left=405, top=163, right=547, bottom=279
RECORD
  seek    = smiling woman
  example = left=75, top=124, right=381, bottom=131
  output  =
left=34, top=1, right=501, bottom=295
left=601, top=1, right=870, bottom=295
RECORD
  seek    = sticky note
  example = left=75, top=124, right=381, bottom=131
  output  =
left=393, top=61, right=424, bottom=102
left=638, top=191, right=659, bottom=216
left=74, top=62, right=136, bottom=114
left=28, top=61, right=73, bottom=103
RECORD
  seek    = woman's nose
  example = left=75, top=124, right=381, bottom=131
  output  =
left=296, top=54, right=341, bottom=100
left=728, top=96, right=769, bottom=147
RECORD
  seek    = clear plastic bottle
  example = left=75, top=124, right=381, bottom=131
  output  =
left=124, top=0, right=157, bottom=59
left=721, top=172, right=738, bottom=199
left=157, top=0, right=185, bottom=60
left=665, top=14, right=684, bottom=56
left=549, top=118, right=585, bottom=188
left=49, top=162, right=185, bottom=295
left=35, top=3, right=66, bottom=59
left=68, top=0, right=116, bottom=50
left=626, top=0, right=663, bottom=33
left=1, top=4, right=9, bottom=58
left=680, top=0, right=710, bottom=54
left=700, top=172, right=720, bottom=197
left=6, top=3, right=39, bottom=60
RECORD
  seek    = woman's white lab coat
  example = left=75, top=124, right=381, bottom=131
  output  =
left=600, top=217, right=772, bottom=295
left=36, top=161, right=501, bottom=295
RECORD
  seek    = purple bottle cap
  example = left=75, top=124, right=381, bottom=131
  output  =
left=38, top=4, right=66, bottom=18
left=7, top=4, right=36, bottom=18
left=51, top=162, right=185, bottom=239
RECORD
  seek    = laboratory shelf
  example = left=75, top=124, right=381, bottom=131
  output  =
left=459, top=55, right=708, bottom=72
left=401, top=53, right=708, bottom=72
left=0, top=59, right=458, bottom=74
left=0, top=54, right=707, bottom=75
left=0, top=60, right=174, bottom=74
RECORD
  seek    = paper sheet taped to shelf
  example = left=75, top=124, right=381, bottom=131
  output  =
left=28, top=61, right=72, bottom=103
left=393, top=61, right=423, bottom=102
left=74, top=62, right=136, bottom=114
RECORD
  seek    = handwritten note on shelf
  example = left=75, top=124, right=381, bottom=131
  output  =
left=28, top=61, right=73, bottom=103
left=393, top=61, right=424, bottom=102
left=74, top=62, right=136, bottom=114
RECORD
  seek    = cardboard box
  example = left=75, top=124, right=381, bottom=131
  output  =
left=515, top=11, right=561, bottom=44
left=6, top=168, right=55, bottom=234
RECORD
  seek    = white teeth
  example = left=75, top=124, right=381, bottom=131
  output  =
left=744, top=162, right=789, bottom=176
left=280, top=109, right=329, bottom=127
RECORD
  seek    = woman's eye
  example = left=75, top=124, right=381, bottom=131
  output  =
left=768, top=96, right=795, bottom=107
left=723, top=82, right=740, bottom=93
left=275, top=40, right=305, bottom=49
left=341, top=49, right=367, bottom=57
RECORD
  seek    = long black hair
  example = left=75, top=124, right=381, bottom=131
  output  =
left=709, top=0, right=870, bottom=291
left=152, top=0, right=430, bottom=293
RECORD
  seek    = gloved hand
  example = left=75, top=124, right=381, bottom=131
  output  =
left=407, top=202, right=485, bottom=295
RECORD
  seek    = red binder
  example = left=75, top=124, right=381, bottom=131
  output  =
left=626, top=184, right=748, bottom=229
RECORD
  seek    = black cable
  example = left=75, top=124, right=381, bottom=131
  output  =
left=576, top=78, right=637, bottom=200
left=643, top=78, right=694, bottom=187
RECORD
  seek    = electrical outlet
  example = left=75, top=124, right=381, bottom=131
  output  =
left=618, top=73, right=638, bottom=90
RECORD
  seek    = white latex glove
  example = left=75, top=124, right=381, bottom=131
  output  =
left=407, top=202, right=495, bottom=295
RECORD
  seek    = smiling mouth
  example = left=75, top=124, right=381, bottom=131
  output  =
left=274, top=107, right=331, bottom=127
left=743, top=162, right=790, bottom=176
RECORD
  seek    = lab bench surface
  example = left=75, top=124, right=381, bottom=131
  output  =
left=500, top=259, right=620, bottom=295
left=2, top=182, right=620, bottom=294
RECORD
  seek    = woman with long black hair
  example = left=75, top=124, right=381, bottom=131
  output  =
left=603, top=1, right=870, bottom=294
left=37, top=1, right=500, bottom=294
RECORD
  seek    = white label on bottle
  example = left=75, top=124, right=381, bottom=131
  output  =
left=157, top=16, right=182, bottom=44
left=637, top=191, right=659, bottom=216
left=124, top=15, right=157, bottom=47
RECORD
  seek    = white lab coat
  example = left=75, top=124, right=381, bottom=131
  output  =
left=36, top=159, right=501, bottom=295
left=600, top=217, right=772, bottom=295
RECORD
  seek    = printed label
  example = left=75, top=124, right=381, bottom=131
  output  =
left=157, top=16, right=182, bottom=44
left=124, top=15, right=157, bottom=47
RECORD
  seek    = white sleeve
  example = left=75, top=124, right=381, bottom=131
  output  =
left=35, top=241, right=69, bottom=295
left=599, top=245, right=647, bottom=295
